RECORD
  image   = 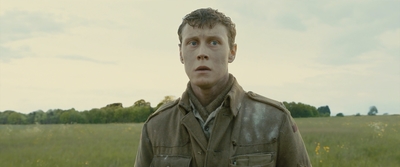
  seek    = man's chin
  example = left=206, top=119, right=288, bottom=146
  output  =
left=190, top=79, right=213, bottom=89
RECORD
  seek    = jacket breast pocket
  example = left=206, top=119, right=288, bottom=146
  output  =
left=229, top=153, right=275, bottom=167
left=150, top=155, right=191, bottom=167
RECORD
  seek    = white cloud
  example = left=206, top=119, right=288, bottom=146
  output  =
left=0, top=45, right=33, bottom=62
left=0, top=11, right=65, bottom=43
left=58, top=55, right=116, bottom=64
left=378, top=29, right=400, bottom=50
left=0, top=0, right=399, bottom=115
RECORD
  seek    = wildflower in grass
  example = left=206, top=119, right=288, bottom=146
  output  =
left=315, top=143, right=320, bottom=155
left=323, top=146, right=330, bottom=153
left=368, top=121, right=385, bottom=137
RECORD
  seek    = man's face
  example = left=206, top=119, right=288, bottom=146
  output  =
left=180, top=23, right=237, bottom=89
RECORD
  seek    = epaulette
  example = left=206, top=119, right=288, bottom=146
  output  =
left=246, top=91, right=291, bottom=115
left=146, top=98, right=180, bottom=121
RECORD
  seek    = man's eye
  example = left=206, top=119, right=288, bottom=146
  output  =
left=189, top=41, right=197, bottom=46
left=210, top=40, right=218, bottom=45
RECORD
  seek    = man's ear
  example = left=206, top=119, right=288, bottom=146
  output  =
left=179, top=44, right=184, bottom=64
left=228, top=44, right=237, bottom=63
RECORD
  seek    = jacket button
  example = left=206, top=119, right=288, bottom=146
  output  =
left=197, top=151, right=202, bottom=155
left=232, top=140, right=237, bottom=146
left=204, top=126, right=209, bottom=131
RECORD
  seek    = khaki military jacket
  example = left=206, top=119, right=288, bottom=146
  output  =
left=135, top=80, right=311, bottom=167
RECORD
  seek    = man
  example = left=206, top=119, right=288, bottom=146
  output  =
left=135, top=8, right=311, bottom=167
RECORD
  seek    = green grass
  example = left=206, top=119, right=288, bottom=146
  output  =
left=0, top=116, right=399, bottom=166
left=0, top=124, right=142, bottom=167
left=298, top=115, right=400, bottom=167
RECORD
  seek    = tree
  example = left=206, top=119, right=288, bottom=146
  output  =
left=7, top=112, right=24, bottom=124
left=115, top=107, right=132, bottom=123
left=336, top=113, right=344, bottom=117
left=84, top=108, right=107, bottom=123
left=155, top=96, right=176, bottom=111
left=26, top=110, right=48, bottom=124
left=103, top=103, right=123, bottom=108
left=59, top=111, right=71, bottom=124
left=46, top=109, right=64, bottom=124
left=131, top=105, right=153, bottom=122
left=317, top=106, right=331, bottom=117
left=1, top=110, right=27, bottom=124
left=368, top=106, right=378, bottom=116
left=60, top=109, right=86, bottom=124
left=134, top=99, right=151, bottom=107
left=283, top=101, right=319, bottom=118
left=0, top=110, right=14, bottom=124
left=0, top=110, right=21, bottom=124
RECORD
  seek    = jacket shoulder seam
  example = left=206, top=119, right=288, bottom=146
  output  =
left=246, top=91, right=290, bottom=115
left=146, top=98, right=180, bottom=122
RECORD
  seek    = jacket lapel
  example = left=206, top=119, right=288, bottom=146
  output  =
left=207, top=107, right=233, bottom=149
left=181, top=111, right=208, bottom=151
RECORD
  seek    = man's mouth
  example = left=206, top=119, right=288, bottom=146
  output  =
left=195, top=66, right=211, bottom=71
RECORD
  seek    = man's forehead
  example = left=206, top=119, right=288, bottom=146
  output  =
left=181, top=23, right=228, bottom=39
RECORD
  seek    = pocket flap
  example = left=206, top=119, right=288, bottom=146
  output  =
left=231, top=153, right=273, bottom=166
left=150, top=155, right=191, bottom=167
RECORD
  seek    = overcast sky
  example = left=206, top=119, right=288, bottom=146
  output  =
left=1, top=0, right=399, bottom=116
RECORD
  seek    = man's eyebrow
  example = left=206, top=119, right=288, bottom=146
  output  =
left=183, top=36, right=198, bottom=43
left=184, top=35, right=223, bottom=42
left=206, top=35, right=223, bottom=40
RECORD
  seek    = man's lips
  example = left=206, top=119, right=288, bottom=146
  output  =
left=195, top=66, right=211, bottom=71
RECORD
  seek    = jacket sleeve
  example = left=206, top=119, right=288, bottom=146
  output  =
left=276, top=114, right=311, bottom=167
left=134, top=123, right=153, bottom=167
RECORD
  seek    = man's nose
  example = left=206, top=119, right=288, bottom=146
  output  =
left=197, top=55, right=209, bottom=60
left=197, top=45, right=209, bottom=60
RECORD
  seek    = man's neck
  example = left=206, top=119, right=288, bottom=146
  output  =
left=190, top=74, right=230, bottom=106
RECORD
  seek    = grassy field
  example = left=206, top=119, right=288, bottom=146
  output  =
left=0, top=115, right=399, bottom=167
left=299, top=115, right=400, bottom=167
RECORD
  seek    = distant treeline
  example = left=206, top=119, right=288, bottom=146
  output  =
left=0, top=96, right=331, bottom=124
left=284, top=102, right=331, bottom=118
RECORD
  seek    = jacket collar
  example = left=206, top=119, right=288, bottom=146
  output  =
left=178, top=74, right=245, bottom=117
